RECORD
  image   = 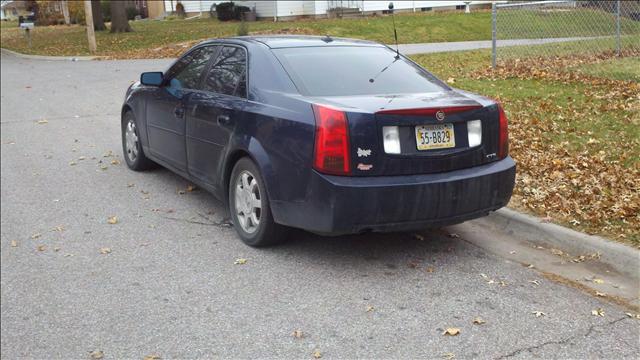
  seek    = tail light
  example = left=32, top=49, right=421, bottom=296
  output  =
left=497, top=103, right=509, bottom=159
left=312, top=104, right=351, bottom=175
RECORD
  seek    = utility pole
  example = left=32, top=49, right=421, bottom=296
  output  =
left=84, top=0, right=97, bottom=52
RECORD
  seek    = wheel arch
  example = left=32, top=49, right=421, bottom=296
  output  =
left=222, top=138, right=277, bottom=208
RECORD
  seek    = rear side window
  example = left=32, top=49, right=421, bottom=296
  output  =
left=168, top=46, right=217, bottom=90
left=273, top=46, right=445, bottom=96
left=203, top=46, right=247, bottom=98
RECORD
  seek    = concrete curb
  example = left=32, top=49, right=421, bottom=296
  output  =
left=486, top=208, right=639, bottom=280
left=1, top=48, right=102, bottom=61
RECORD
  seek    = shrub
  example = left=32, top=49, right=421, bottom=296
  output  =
left=216, top=2, right=236, bottom=21
left=101, top=0, right=111, bottom=22
left=216, top=2, right=251, bottom=21
left=126, top=7, right=139, bottom=21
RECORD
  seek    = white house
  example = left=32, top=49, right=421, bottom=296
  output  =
left=162, top=0, right=497, bottom=20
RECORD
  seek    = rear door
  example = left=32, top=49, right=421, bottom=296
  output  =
left=145, top=46, right=217, bottom=171
left=185, top=45, right=248, bottom=188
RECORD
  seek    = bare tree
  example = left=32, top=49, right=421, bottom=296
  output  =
left=91, top=0, right=106, bottom=31
left=110, top=0, right=132, bottom=33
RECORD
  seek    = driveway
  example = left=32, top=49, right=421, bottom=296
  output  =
left=1, top=53, right=638, bottom=359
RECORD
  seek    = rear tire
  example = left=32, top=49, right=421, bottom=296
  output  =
left=122, top=111, right=156, bottom=171
left=229, top=157, right=288, bottom=247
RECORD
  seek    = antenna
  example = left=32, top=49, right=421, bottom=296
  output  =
left=388, top=2, right=400, bottom=59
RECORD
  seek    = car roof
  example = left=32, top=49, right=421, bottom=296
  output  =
left=204, top=35, right=385, bottom=49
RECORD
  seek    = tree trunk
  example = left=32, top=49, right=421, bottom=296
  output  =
left=110, top=0, right=132, bottom=33
left=61, top=0, right=70, bottom=25
left=91, top=0, right=106, bottom=31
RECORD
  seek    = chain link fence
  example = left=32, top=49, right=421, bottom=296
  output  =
left=491, top=0, right=640, bottom=67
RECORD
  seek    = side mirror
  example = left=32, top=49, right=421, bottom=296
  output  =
left=140, top=72, right=164, bottom=86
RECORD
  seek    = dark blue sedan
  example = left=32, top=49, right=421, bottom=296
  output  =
left=121, top=36, right=516, bottom=247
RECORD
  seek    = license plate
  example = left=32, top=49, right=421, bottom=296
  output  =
left=415, top=124, right=455, bottom=150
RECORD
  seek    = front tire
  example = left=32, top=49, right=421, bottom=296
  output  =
left=122, top=111, right=156, bottom=171
left=229, top=157, right=288, bottom=247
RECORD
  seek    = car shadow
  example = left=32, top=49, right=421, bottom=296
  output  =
left=147, top=167, right=477, bottom=270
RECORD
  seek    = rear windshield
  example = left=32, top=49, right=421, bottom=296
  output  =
left=273, top=46, right=445, bottom=96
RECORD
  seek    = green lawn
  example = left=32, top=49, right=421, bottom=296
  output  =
left=413, top=51, right=640, bottom=245
left=0, top=11, right=493, bottom=58
left=574, top=56, right=640, bottom=82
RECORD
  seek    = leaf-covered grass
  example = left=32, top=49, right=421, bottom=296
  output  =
left=413, top=51, right=640, bottom=245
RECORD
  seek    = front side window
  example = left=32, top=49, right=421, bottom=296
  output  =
left=203, top=46, right=247, bottom=98
left=273, top=46, right=446, bottom=96
left=167, top=46, right=217, bottom=91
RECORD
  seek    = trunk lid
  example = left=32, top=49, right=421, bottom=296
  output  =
left=312, top=91, right=502, bottom=176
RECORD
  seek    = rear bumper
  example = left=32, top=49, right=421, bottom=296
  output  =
left=271, top=157, right=516, bottom=235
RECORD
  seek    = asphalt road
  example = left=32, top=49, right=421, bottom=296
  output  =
left=1, top=53, right=638, bottom=359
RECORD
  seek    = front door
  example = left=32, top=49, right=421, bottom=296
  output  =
left=186, top=45, right=248, bottom=189
left=145, top=45, right=218, bottom=171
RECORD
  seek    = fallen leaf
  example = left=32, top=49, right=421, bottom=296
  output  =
left=446, top=77, right=456, bottom=84
left=31, top=233, right=41, bottom=239
left=442, top=353, right=455, bottom=359
left=107, top=216, right=118, bottom=224
left=595, top=291, right=606, bottom=297
left=509, top=250, right=516, bottom=254
left=426, top=266, right=435, bottom=273
left=11, top=240, right=17, bottom=247
left=313, top=350, right=322, bottom=359
left=366, top=305, right=375, bottom=312
left=99, top=165, right=108, bottom=170
left=532, top=311, right=546, bottom=317
left=529, top=280, right=541, bottom=286
left=234, top=258, right=247, bottom=265
left=143, top=354, right=161, bottom=360
left=100, top=247, right=112, bottom=254
left=593, top=278, right=604, bottom=284
left=625, top=313, right=640, bottom=319
left=36, top=119, right=48, bottom=124
left=37, top=245, right=46, bottom=251
left=89, top=350, right=104, bottom=359
left=291, top=329, right=304, bottom=339
left=69, top=161, right=77, bottom=166
left=473, top=317, right=486, bottom=325
left=64, top=253, right=74, bottom=257
left=591, top=308, right=605, bottom=317
left=550, top=248, right=564, bottom=256
left=78, top=156, right=86, bottom=160
left=110, top=159, right=120, bottom=165
left=443, top=328, right=460, bottom=336
left=52, top=225, right=65, bottom=232
left=127, top=183, right=135, bottom=187
left=187, top=185, right=196, bottom=192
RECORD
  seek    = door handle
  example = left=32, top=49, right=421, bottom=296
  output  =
left=174, top=105, right=185, bottom=119
left=217, top=114, right=232, bottom=126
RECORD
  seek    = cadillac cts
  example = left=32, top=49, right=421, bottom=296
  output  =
left=121, top=36, right=516, bottom=247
